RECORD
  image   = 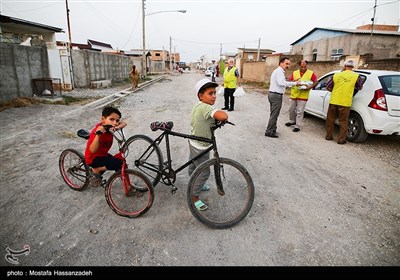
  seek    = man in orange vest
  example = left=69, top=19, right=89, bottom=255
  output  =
left=325, top=60, right=363, bottom=144
left=285, top=60, right=318, bottom=132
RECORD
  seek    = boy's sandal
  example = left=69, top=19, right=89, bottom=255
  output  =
left=194, top=200, right=208, bottom=211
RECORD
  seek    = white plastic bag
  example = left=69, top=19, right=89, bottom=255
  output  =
left=233, top=86, right=246, bottom=97
left=217, top=86, right=224, bottom=96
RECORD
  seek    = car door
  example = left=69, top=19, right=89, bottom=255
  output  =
left=306, top=74, right=333, bottom=119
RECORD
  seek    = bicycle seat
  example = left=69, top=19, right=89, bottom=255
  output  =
left=150, top=121, right=174, bottom=131
left=77, top=129, right=90, bottom=140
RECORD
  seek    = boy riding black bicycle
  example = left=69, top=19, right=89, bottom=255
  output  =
left=189, top=78, right=229, bottom=211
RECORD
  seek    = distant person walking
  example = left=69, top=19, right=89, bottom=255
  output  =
left=265, top=57, right=300, bottom=138
left=285, top=60, right=318, bottom=132
left=129, top=64, right=139, bottom=89
left=325, top=60, right=363, bottom=144
left=222, top=58, right=241, bottom=111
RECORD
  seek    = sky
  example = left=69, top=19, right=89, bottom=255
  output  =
left=1, top=0, right=399, bottom=62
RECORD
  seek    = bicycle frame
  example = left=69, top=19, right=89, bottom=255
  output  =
left=109, top=129, right=132, bottom=196
left=138, top=123, right=226, bottom=195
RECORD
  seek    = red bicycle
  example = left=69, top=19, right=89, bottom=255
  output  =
left=59, top=125, right=154, bottom=218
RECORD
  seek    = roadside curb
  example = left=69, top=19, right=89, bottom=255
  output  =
left=89, top=75, right=166, bottom=109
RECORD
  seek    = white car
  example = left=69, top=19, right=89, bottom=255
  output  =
left=204, top=66, right=213, bottom=77
left=304, top=69, right=400, bottom=142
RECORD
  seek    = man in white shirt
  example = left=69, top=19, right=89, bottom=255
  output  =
left=265, top=57, right=300, bottom=138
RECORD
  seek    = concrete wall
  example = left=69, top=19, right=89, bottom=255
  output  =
left=240, top=54, right=400, bottom=85
left=0, top=43, right=49, bottom=101
left=71, top=49, right=131, bottom=88
left=241, top=54, right=303, bottom=84
left=242, top=61, right=266, bottom=82
left=292, top=34, right=400, bottom=61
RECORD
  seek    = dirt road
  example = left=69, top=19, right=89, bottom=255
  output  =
left=0, top=72, right=399, bottom=267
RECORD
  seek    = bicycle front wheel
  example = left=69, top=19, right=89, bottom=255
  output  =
left=187, top=157, right=255, bottom=229
left=105, top=169, right=154, bottom=218
left=59, top=149, right=90, bottom=191
left=122, top=134, right=163, bottom=187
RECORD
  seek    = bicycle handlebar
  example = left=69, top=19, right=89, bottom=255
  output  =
left=212, top=120, right=235, bottom=131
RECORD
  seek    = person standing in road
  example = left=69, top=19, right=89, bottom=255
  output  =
left=285, top=60, right=318, bottom=132
left=211, top=60, right=217, bottom=82
left=265, top=57, right=300, bottom=138
left=222, top=58, right=241, bottom=111
left=325, top=60, right=363, bottom=144
left=189, top=78, right=228, bottom=211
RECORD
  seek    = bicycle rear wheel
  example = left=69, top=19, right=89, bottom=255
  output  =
left=59, top=149, right=90, bottom=191
left=105, top=169, right=154, bottom=218
left=187, top=157, right=255, bottom=229
left=122, top=134, right=163, bottom=187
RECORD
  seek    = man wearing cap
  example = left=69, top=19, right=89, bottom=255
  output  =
left=325, top=60, right=363, bottom=144
left=189, top=78, right=228, bottom=211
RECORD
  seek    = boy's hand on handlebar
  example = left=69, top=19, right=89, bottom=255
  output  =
left=95, top=124, right=112, bottom=135
left=215, top=120, right=235, bottom=127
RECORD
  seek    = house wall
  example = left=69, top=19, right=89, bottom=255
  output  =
left=242, top=61, right=266, bottom=82
left=71, top=49, right=131, bottom=88
left=240, top=55, right=400, bottom=85
left=0, top=43, right=49, bottom=101
left=241, top=54, right=303, bottom=83
left=292, top=34, right=400, bottom=61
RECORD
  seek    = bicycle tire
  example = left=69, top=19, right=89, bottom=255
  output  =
left=105, top=169, right=154, bottom=218
left=187, top=157, right=255, bottom=229
left=59, top=149, right=90, bottom=191
left=122, top=134, right=163, bottom=187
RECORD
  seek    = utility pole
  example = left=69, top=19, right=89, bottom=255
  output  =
left=169, top=36, right=172, bottom=71
left=142, top=0, right=146, bottom=78
left=370, top=0, right=377, bottom=37
left=162, top=46, right=165, bottom=74
left=257, top=38, right=261, bottom=61
left=65, top=0, right=72, bottom=49
left=65, top=0, right=74, bottom=89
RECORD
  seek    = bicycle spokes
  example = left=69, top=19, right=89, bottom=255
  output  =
left=214, top=163, right=225, bottom=196
left=188, top=158, right=255, bottom=229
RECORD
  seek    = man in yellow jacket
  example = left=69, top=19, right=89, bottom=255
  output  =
left=222, top=58, right=241, bottom=111
left=285, top=60, right=318, bottom=132
left=325, top=60, right=363, bottom=144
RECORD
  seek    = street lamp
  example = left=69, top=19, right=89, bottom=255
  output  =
left=146, top=10, right=186, bottom=16
left=142, top=0, right=186, bottom=78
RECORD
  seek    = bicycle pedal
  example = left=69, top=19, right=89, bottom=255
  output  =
left=171, top=186, right=178, bottom=194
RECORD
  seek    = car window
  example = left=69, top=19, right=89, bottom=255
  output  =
left=315, top=75, right=333, bottom=90
left=379, top=75, right=400, bottom=96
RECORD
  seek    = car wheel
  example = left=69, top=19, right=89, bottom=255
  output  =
left=347, top=112, right=368, bottom=143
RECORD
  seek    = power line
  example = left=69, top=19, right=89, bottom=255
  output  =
left=173, top=37, right=259, bottom=46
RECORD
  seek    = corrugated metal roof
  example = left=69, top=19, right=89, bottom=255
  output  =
left=0, top=14, right=63, bottom=33
left=291, top=27, right=400, bottom=45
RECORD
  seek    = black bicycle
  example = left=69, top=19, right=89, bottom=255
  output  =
left=59, top=125, right=154, bottom=218
left=122, top=120, right=255, bottom=229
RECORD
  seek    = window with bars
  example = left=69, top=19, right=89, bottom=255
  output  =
left=331, top=48, right=344, bottom=60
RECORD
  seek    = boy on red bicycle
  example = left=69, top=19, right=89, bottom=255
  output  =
left=84, top=106, right=127, bottom=186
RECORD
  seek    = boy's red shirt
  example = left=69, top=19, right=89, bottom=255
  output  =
left=84, top=122, right=113, bottom=165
